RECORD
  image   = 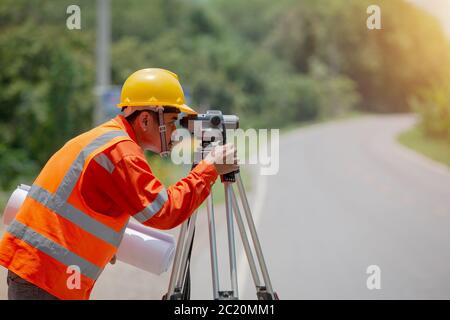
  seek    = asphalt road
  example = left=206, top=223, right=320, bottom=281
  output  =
left=2, top=114, right=450, bottom=299
left=249, top=114, right=450, bottom=299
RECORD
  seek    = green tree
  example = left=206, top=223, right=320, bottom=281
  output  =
left=0, top=0, right=94, bottom=189
left=412, top=82, right=450, bottom=143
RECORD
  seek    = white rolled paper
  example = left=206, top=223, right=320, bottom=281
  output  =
left=2, top=184, right=30, bottom=226
left=2, top=185, right=175, bottom=275
left=127, top=220, right=175, bottom=244
left=116, top=226, right=175, bottom=275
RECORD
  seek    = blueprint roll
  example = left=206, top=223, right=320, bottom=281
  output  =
left=3, top=184, right=175, bottom=275
left=2, top=184, right=30, bottom=226
left=127, top=220, right=175, bottom=245
left=116, top=225, right=176, bottom=275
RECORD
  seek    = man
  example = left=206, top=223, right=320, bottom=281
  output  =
left=0, top=68, right=238, bottom=300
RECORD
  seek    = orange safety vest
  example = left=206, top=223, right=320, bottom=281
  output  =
left=0, top=119, right=134, bottom=299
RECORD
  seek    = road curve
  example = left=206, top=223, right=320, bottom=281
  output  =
left=247, top=114, right=450, bottom=299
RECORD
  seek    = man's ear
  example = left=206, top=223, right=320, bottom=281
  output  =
left=138, top=112, right=151, bottom=131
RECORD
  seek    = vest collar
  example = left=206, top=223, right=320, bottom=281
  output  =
left=112, top=115, right=138, bottom=144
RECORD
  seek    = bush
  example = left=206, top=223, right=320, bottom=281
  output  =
left=411, top=82, right=450, bottom=143
left=0, top=144, right=38, bottom=190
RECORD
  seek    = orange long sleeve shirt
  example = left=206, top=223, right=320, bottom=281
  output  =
left=80, top=115, right=218, bottom=229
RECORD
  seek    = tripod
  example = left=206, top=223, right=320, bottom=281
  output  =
left=164, top=169, right=278, bottom=300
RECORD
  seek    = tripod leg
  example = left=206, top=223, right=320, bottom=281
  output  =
left=177, top=212, right=198, bottom=290
left=224, top=182, right=239, bottom=298
left=166, top=218, right=189, bottom=298
left=230, top=187, right=261, bottom=288
left=165, top=211, right=198, bottom=299
left=235, top=173, right=275, bottom=297
left=206, top=194, right=220, bottom=299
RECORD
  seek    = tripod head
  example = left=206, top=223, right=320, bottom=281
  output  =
left=180, top=110, right=240, bottom=182
left=180, top=110, right=239, bottom=134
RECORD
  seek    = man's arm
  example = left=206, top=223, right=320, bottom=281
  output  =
left=82, top=141, right=237, bottom=230
left=113, top=155, right=218, bottom=229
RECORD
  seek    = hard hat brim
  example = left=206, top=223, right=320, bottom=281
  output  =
left=177, top=104, right=198, bottom=115
left=117, top=102, right=198, bottom=115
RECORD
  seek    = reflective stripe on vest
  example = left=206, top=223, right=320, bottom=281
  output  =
left=94, top=154, right=115, bottom=174
left=28, top=185, right=125, bottom=247
left=25, top=130, right=129, bottom=248
left=56, top=131, right=127, bottom=201
left=133, top=188, right=169, bottom=223
left=7, top=220, right=103, bottom=280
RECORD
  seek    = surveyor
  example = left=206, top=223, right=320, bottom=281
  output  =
left=0, top=68, right=238, bottom=300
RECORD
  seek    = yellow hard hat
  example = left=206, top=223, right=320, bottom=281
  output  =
left=117, top=68, right=197, bottom=115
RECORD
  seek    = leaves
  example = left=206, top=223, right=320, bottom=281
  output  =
left=1, top=0, right=449, bottom=190
left=412, top=82, right=450, bottom=143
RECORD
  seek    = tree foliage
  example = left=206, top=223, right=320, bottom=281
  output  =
left=0, top=0, right=449, bottom=190
left=412, top=82, right=450, bottom=143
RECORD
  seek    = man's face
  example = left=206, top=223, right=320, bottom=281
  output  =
left=161, top=112, right=179, bottom=152
left=136, top=111, right=179, bottom=153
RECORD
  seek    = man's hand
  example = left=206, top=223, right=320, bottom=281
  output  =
left=204, top=143, right=239, bottom=175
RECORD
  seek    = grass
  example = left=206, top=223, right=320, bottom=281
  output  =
left=398, top=126, right=450, bottom=168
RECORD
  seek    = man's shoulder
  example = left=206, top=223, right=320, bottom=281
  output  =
left=104, top=139, right=146, bottom=164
